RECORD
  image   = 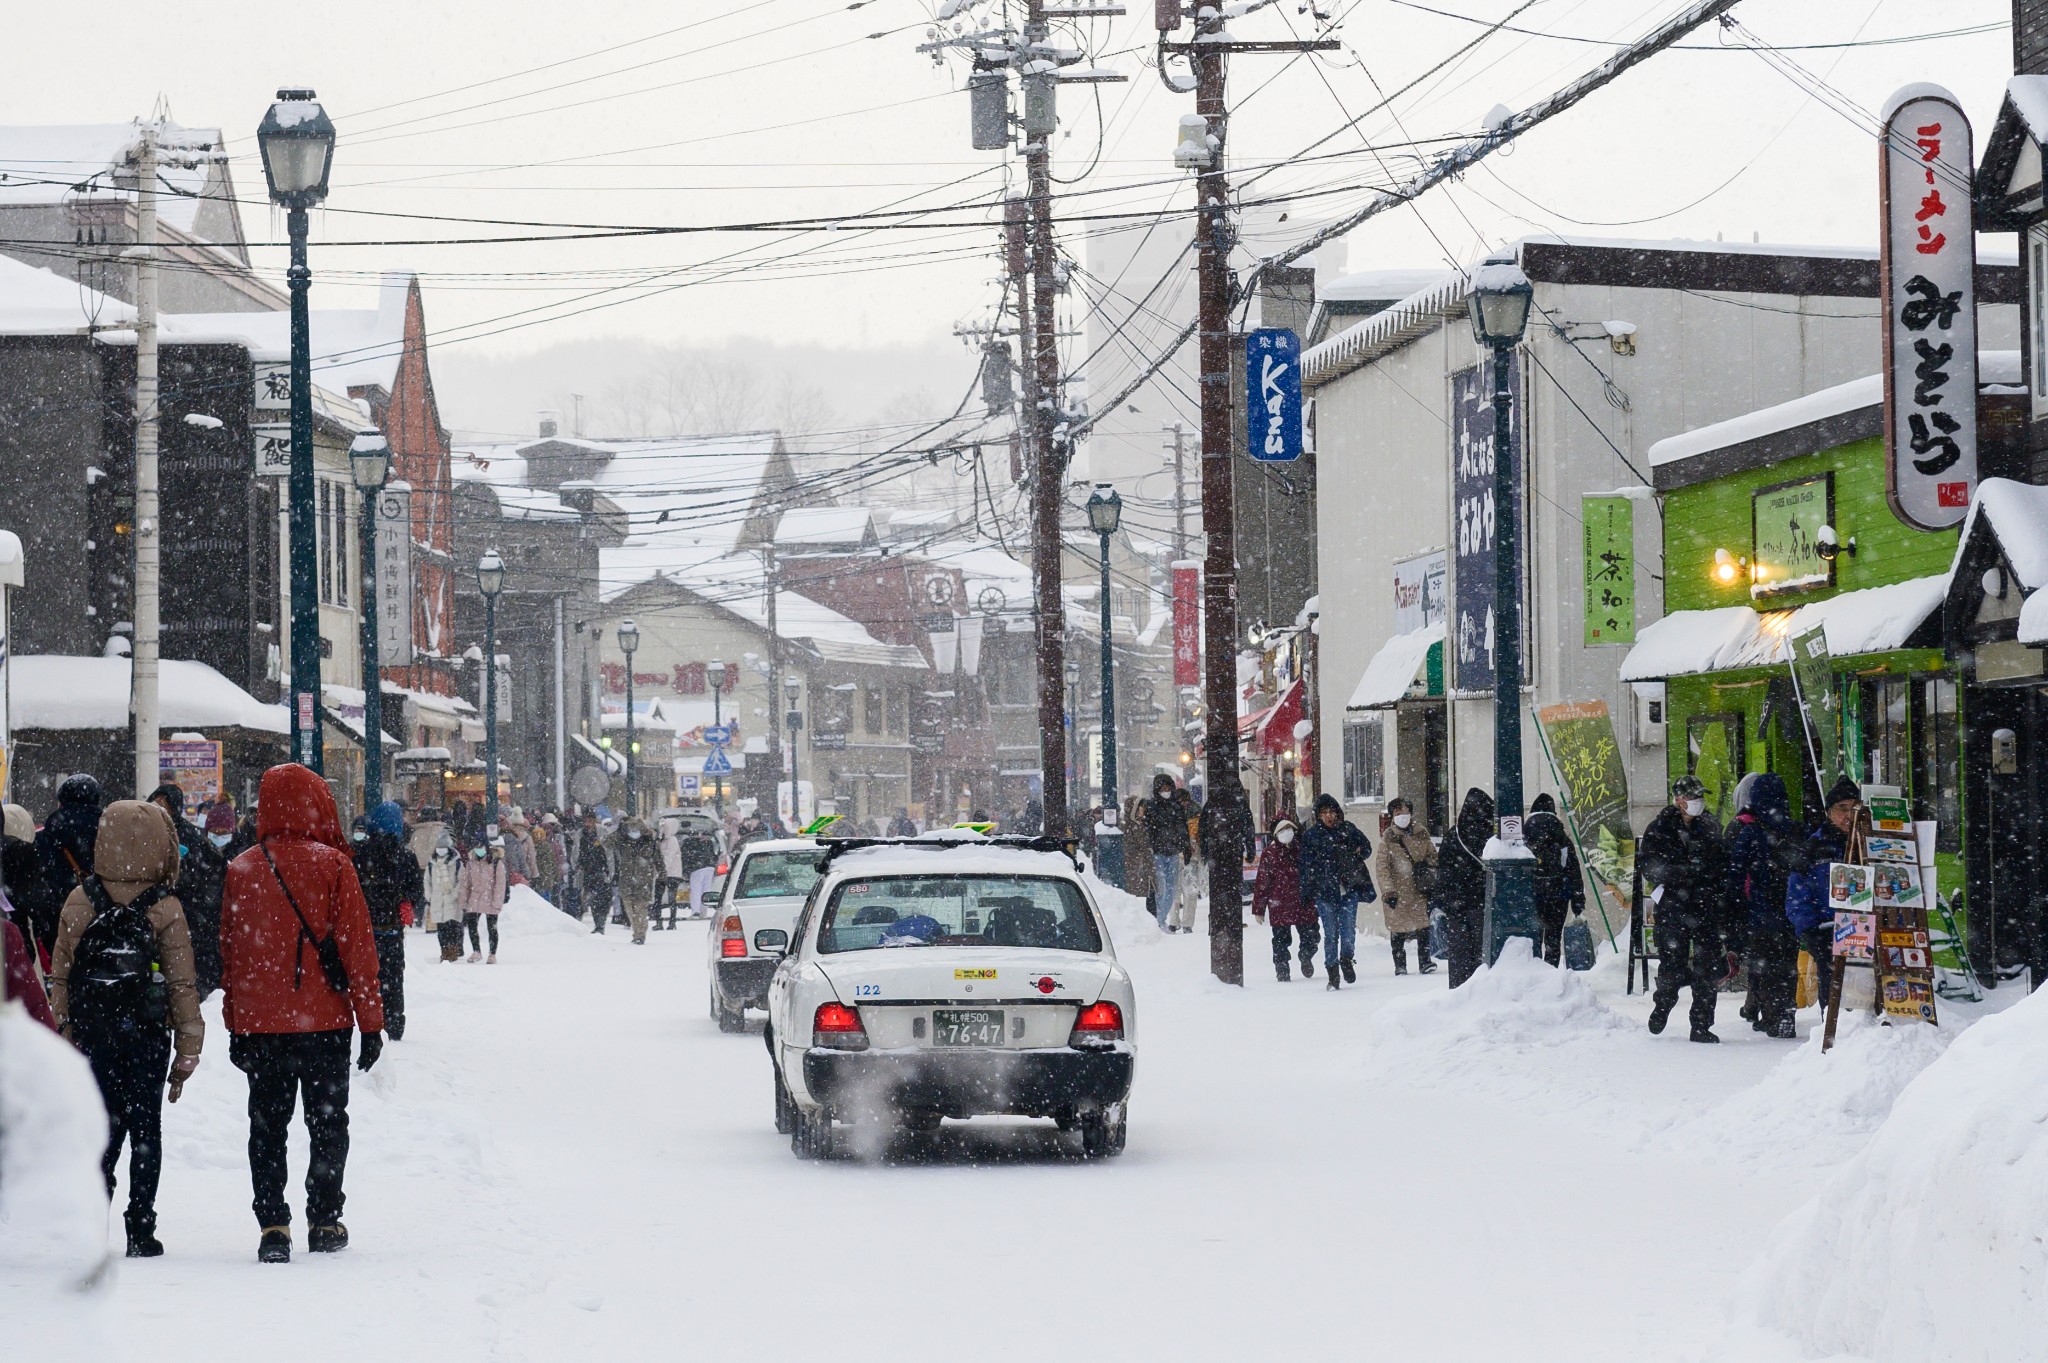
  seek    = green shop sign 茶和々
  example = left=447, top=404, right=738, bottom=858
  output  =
left=1750, top=474, right=1834, bottom=598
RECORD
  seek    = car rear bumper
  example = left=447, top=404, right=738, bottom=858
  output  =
left=801, top=1047, right=1134, bottom=1118
left=715, top=958, right=777, bottom=1008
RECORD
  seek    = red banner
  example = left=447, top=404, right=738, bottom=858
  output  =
left=1172, top=564, right=1199, bottom=687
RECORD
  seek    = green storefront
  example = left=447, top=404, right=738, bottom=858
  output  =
left=1622, top=371, right=1977, bottom=963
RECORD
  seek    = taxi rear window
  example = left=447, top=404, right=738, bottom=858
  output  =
left=817, top=875, right=1099, bottom=954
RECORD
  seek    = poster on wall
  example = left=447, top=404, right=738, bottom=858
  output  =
left=1581, top=496, right=1634, bottom=644
left=1450, top=362, right=1524, bottom=692
left=1534, top=700, right=1634, bottom=935
left=1392, top=550, right=1447, bottom=635
left=1879, top=84, right=1977, bottom=531
left=159, top=739, right=224, bottom=806
left=1751, top=476, right=1833, bottom=598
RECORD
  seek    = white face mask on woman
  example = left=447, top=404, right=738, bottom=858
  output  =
left=208, top=832, right=232, bottom=849
left=1682, top=798, right=1705, bottom=818
left=1393, top=813, right=1413, bottom=829
left=1276, top=827, right=1295, bottom=844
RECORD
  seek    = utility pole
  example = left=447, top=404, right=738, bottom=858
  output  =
left=129, top=123, right=160, bottom=800
left=1165, top=422, right=1188, bottom=559
left=1168, top=3, right=1335, bottom=986
left=762, top=533, right=783, bottom=824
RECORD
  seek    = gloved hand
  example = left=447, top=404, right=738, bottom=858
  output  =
left=357, top=1030, right=384, bottom=1072
left=168, top=1054, right=199, bottom=1103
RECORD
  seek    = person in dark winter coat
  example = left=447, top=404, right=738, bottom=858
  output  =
left=34, top=773, right=103, bottom=958
left=1251, top=817, right=1317, bottom=980
left=3, top=802, right=51, bottom=965
left=353, top=801, right=421, bottom=1039
left=1296, top=794, right=1374, bottom=988
left=149, top=784, right=227, bottom=999
left=1785, top=776, right=1861, bottom=1011
left=1725, top=773, right=1807, bottom=1038
left=576, top=811, right=617, bottom=932
left=1142, top=775, right=1194, bottom=930
left=1437, top=789, right=1495, bottom=988
left=1525, top=794, right=1585, bottom=968
left=221, top=763, right=384, bottom=1263
left=1638, top=775, right=1733, bottom=1042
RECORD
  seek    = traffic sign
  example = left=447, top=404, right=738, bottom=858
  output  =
left=703, top=723, right=732, bottom=745
left=703, top=748, right=733, bottom=775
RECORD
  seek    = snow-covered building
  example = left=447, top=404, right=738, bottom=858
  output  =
left=1304, top=236, right=2020, bottom=866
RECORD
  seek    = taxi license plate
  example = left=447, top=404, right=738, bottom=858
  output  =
left=931, top=1009, right=1004, bottom=1047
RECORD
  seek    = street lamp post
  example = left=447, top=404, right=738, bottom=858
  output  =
left=350, top=430, right=391, bottom=814
left=784, top=676, right=803, bottom=828
left=1064, top=657, right=1081, bottom=826
left=1468, top=254, right=1540, bottom=961
left=1086, top=484, right=1125, bottom=886
left=707, top=658, right=727, bottom=814
left=618, top=620, right=640, bottom=817
left=257, top=88, right=336, bottom=773
left=478, top=550, right=504, bottom=827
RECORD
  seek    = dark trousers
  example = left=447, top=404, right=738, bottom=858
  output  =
left=1801, top=925, right=1835, bottom=1009
left=1653, top=923, right=1723, bottom=1034
left=1537, top=906, right=1568, bottom=967
left=1269, top=921, right=1320, bottom=976
left=465, top=911, right=500, bottom=954
left=239, top=1029, right=353, bottom=1230
left=437, top=918, right=464, bottom=959
left=1390, top=929, right=1432, bottom=973
left=1445, top=907, right=1484, bottom=988
left=1750, top=918, right=1800, bottom=1026
left=83, top=1028, right=172, bottom=1223
left=584, top=880, right=613, bottom=930
left=374, top=929, right=406, bottom=1040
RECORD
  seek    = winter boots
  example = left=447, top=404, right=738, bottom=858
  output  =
left=258, top=1227, right=291, bottom=1263
left=1339, top=957, right=1356, bottom=985
left=1276, top=963, right=1291, bottom=982
left=1299, top=951, right=1315, bottom=979
left=1769, top=1016, right=1798, bottom=1040
left=124, top=1211, right=162, bottom=1259
left=1326, top=969, right=1340, bottom=991
left=1647, top=999, right=1674, bottom=1035
left=1689, top=1028, right=1720, bottom=1044
left=308, top=1223, right=349, bottom=1254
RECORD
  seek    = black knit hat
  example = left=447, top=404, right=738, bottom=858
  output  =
left=1825, top=776, right=1862, bottom=810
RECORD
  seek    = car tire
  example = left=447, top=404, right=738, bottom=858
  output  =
left=792, top=1105, right=835, bottom=1159
left=715, top=992, right=746, bottom=1034
left=773, top=1068, right=796, bottom=1136
left=1078, top=1104, right=1127, bottom=1160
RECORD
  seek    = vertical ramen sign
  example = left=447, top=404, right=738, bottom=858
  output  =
left=1879, top=84, right=1977, bottom=531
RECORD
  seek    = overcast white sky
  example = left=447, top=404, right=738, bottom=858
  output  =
left=1, top=0, right=2018, bottom=431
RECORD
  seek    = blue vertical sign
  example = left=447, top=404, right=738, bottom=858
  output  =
left=1450, top=361, right=1523, bottom=692
left=1245, top=328, right=1302, bottom=462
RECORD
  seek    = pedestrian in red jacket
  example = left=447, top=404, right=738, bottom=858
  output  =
left=220, top=763, right=384, bottom=1265
left=1251, top=817, right=1319, bottom=982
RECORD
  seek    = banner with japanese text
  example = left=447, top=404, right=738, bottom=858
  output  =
left=1450, top=362, right=1524, bottom=692
left=1581, top=496, right=1635, bottom=645
left=1172, top=562, right=1199, bottom=687
left=1535, top=700, right=1633, bottom=942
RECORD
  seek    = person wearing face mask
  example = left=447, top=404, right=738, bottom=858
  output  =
left=426, top=837, right=463, bottom=962
left=457, top=839, right=508, bottom=963
left=613, top=815, right=662, bottom=945
left=1376, top=797, right=1438, bottom=977
left=1296, top=794, right=1375, bottom=988
left=1784, top=776, right=1863, bottom=1013
left=1251, top=816, right=1315, bottom=980
left=1638, top=775, right=1734, bottom=1042
left=1524, top=794, right=1585, bottom=969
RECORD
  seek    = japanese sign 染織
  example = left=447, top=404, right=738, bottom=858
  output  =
left=1879, top=85, right=1977, bottom=531
left=1581, top=496, right=1634, bottom=644
left=1244, top=328, right=1303, bottom=462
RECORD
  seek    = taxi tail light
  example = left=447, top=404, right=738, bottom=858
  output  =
left=716, top=862, right=729, bottom=875
left=812, top=1002, right=869, bottom=1051
left=720, top=936, right=749, bottom=958
left=719, top=913, right=746, bottom=957
left=1069, top=1000, right=1123, bottom=1047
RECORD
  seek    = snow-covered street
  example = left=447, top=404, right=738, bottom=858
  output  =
left=16, top=883, right=2024, bottom=1363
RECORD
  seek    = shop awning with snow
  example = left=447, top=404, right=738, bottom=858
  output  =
left=1239, top=679, right=1305, bottom=755
left=1620, top=574, right=1948, bottom=681
left=1346, top=622, right=1446, bottom=710
left=11, top=656, right=287, bottom=733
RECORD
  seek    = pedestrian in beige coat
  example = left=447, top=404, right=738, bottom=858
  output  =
left=1121, top=794, right=1155, bottom=902
left=1375, top=797, right=1438, bottom=976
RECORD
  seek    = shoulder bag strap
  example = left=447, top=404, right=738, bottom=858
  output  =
left=259, top=841, right=324, bottom=990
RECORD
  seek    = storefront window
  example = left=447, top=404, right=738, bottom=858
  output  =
left=1859, top=677, right=1911, bottom=791
left=1912, top=675, right=1961, bottom=853
left=1342, top=717, right=1384, bottom=802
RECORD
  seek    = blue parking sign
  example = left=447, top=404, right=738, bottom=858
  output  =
left=1245, top=328, right=1302, bottom=462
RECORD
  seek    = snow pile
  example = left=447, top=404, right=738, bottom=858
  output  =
left=501, top=883, right=584, bottom=938
left=1370, top=938, right=1633, bottom=1084
left=0, top=1008, right=110, bottom=1283
left=1659, top=1009, right=1951, bottom=1166
left=1740, top=988, right=2048, bottom=1362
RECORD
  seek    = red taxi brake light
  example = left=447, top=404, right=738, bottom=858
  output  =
left=812, top=1002, right=868, bottom=1051
left=1069, top=1001, right=1123, bottom=1046
left=720, top=937, right=748, bottom=958
left=716, top=862, right=729, bottom=875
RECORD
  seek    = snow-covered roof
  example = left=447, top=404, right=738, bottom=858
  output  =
left=2007, top=75, right=2048, bottom=146
left=0, top=122, right=223, bottom=235
left=1618, top=574, right=1949, bottom=680
left=1649, top=352, right=2021, bottom=471
left=1952, top=477, right=2048, bottom=594
left=927, top=539, right=1033, bottom=616
left=11, top=656, right=286, bottom=733
left=158, top=273, right=414, bottom=395
left=1346, top=622, right=1445, bottom=709
left=776, top=505, right=874, bottom=548
left=1317, top=268, right=1450, bottom=305
left=0, top=254, right=133, bottom=334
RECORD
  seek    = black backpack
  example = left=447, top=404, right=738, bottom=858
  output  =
left=67, top=878, right=170, bottom=1036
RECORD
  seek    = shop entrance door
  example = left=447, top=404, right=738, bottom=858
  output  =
left=1966, top=685, right=2048, bottom=988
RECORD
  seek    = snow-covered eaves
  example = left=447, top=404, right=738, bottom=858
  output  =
left=1952, top=476, right=2048, bottom=594
left=1317, top=268, right=1452, bottom=305
left=776, top=505, right=874, bottom=549
left=1618, top=574, right=1949, bottom=681
left=1649, top=352, right=2021, bottom=491
left=1346, top=621, right=1444, bottom=710
left=11, top=656, right=286, bottom=733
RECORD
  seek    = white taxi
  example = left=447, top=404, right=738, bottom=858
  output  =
left=706, top=838, right=825, bottom=1032
left=764, top=834, right=1135, bottom=1159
